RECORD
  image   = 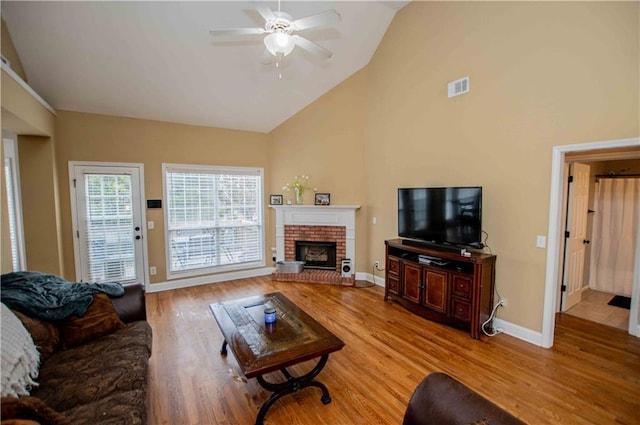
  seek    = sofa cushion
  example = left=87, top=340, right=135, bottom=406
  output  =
left=1, top=304, right=40, bottom=398
left=31, top=321, right=151, bottom=413
left=403, top=372, right=526, bottom=425
left=61, top=389, right=147, bottom=425
left=12, top=311, right=60, bottom=362
left=58, top=294, right=126, bottom=348
left=0, top=396, right=70, bottom=425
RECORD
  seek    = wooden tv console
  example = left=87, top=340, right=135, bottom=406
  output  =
left=384, top=239, right=496, bottom=339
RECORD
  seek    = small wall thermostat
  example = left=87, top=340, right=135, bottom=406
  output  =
left=147, top=199, right=162, bottom=209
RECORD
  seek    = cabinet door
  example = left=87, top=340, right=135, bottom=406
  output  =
left=402, top=262, right=421, bottom=304
left=422, top=268, right=448, bottom=314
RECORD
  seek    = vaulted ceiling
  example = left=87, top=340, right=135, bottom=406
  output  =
left=1, top=1, right=408, bottom=133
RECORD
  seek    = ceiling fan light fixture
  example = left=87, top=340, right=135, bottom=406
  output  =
left=264, top=32, right=295, bottom=56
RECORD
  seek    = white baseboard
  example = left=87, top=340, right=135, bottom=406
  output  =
left=357, top=272, right=385, bottom=287
left=145, top=267, right=275, bottom=293
left=493, top=318, right=543, bottom=346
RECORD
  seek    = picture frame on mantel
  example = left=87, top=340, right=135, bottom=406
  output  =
left=269, top=194, right=283, bottom=205
left=315, top=193, right=331, bottom=206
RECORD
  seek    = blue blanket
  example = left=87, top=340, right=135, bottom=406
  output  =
left=1, top=271, right=125, bottom=321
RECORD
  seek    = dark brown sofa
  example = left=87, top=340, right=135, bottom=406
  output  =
left=2, top=283, right=152, bottom=425
left=403, top=372, right=526, bottom=425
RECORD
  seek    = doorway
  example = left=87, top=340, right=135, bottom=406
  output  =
left=542, top=138, right=640, bottom=348
left=69, top=162, right=148, bottom=286
left=561, top=160, right=639, bottom=330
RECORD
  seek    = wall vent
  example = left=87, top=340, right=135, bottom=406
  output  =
left=447, top=76, right=469, bottom=98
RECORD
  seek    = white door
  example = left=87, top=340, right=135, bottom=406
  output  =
left=561, top=162, right=591, bottom=311
left=70, top=163, right=146, bottom=285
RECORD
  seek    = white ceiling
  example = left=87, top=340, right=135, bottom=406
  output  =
left=1, top=1, right=407, bottom=133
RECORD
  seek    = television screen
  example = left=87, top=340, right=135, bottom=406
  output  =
left=398, top=187, right=482, bottom=247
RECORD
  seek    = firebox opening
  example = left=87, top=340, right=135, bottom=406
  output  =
left=295, top=241, right=337, bottom=270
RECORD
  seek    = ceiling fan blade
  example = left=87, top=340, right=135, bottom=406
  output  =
left=293, top=35, right=332, bottom=59
left=209, top=28, right=266, bottom=38
left=255, top=4, right=275, bottom=22
left=261, top=48, right=274, bottom=65
left=293, top=10, right=341, bottom=31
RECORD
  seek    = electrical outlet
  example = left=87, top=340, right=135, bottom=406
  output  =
left=150, top=266, right=157, bottom=275
left=374, top=261, right=380, bottom=269
left=499, top=299, right=507, bottom=307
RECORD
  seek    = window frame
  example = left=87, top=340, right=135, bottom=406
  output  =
left=162, top=163, right=265, bottom=280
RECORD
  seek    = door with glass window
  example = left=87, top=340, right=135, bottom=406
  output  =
left=70, top=163, right=146, bottom=285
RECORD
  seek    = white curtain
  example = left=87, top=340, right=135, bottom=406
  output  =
left=589, top=178, right=640, bottom=296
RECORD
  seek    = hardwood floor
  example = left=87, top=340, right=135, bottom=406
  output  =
left=146, top=277, right=640, bottom=424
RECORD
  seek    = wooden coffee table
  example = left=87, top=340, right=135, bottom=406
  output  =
left=209, top=292, right=345, bottom=425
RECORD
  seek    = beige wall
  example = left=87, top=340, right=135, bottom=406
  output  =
left=268, top=69, right=369, bottom=270
left=271, top=1, right=639, bottom=332
left=590, top=159, right=640, bottom=177
left=1, top=64, right=59, bottom=274
left=1, top=17, right=27, bottom=82
left=368, top=1, right=638, bottom=331
left=19, top=135, right=65, bottom=274
left=55, top=111, right=269, bottom=283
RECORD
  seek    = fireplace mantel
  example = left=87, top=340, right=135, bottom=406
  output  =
left=270, top=205, right=360, bottom=268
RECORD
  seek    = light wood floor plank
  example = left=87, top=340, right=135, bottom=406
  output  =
left=147, top=278, right=640, bottom=424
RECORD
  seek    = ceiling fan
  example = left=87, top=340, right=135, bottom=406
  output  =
left=209, top=2, right=341, bottom=64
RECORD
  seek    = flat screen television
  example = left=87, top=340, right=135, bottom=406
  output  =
left=398, top=187, right=483, bottom=248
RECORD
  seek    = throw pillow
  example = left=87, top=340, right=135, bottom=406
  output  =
left=11, top=311, right=60, bottom=362
left=59, top=294, right=126, bottom=348
left=0, top=396, right=70, bottom=425
left=1, top=304, right=39, bottom=397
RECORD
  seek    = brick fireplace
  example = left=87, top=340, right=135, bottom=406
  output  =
left=286, top=226, right=344, bottom=270
left=270, top=205, right=360, bottom=284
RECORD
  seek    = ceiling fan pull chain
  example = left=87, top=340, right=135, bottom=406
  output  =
left=276, top=55, right=283, bottom=80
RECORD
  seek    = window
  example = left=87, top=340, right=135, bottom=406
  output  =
left=163, top=164, right=264, bottom=278
left=3, top=135, right=25, bottom=271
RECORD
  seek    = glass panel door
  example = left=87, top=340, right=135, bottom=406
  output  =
left=71, top=164, right=145, bottom=284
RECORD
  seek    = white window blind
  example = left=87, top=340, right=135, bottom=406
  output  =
left=4, top=158, right=20, bottom=271
left=163, top=164, right=264, bottom=277
left=3, top=136, right=25, bottom=271
left=83, top=174, right=137, bottom=282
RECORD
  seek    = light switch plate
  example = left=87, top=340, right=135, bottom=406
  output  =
left=536, top=235, right=546, bottom=248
